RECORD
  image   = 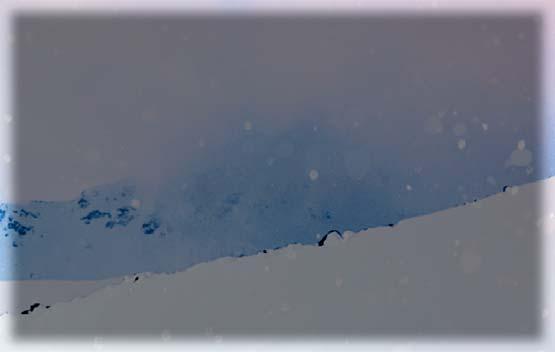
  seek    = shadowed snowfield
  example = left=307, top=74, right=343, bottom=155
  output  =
left=1, top=175, right=545, bottom=340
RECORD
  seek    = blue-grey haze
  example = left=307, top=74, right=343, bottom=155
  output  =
left=5, top=15, right=540, bottom=279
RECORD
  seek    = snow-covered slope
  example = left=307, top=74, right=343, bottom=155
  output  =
left=0, top=117, right=539, bottom=281
left=13, top=176, right=543, bottom=336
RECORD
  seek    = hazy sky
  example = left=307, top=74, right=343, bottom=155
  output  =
left=14, top=15, right=538, bottom=201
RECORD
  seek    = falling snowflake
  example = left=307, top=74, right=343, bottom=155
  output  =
left=309, top=169, right=319, bottom=181
left=130, top=199, right=141, bottom=209
left=506, top=140, right=532, bottom=167
left=243, top=120, right=252, bottom=131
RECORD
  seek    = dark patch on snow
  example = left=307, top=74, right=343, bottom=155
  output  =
left=105, top=207, right=135, bottom=228
left=21, top=302, right=40, bottom=315
left=77, top=197, right=89, bottom=209
left=142, top=218, right=160, bottom=235
left=317, top=230, right=342, bottom=247
left=17, top=209, right=39, bottom=219
left=81, top=210, right=111, bottom=224
left=7, top=218, right=33, bottom=235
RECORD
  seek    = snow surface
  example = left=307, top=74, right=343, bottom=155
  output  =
left=0, top=278, right=122, bottom=316
left=8, top=175, right=543, bottom=338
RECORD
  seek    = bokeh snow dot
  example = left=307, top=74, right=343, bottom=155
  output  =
left=457, top=139, right=466, bottom=150
left=309, top=169, right=319, bottom=181
left=130, top=199, right=141, bottom=209
left=506, top=139, right=532, bottom=167
left=243, top=120, right=252, bottom=131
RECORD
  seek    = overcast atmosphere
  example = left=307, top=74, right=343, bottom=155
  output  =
left=14, top=15, right=539, bottom=202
